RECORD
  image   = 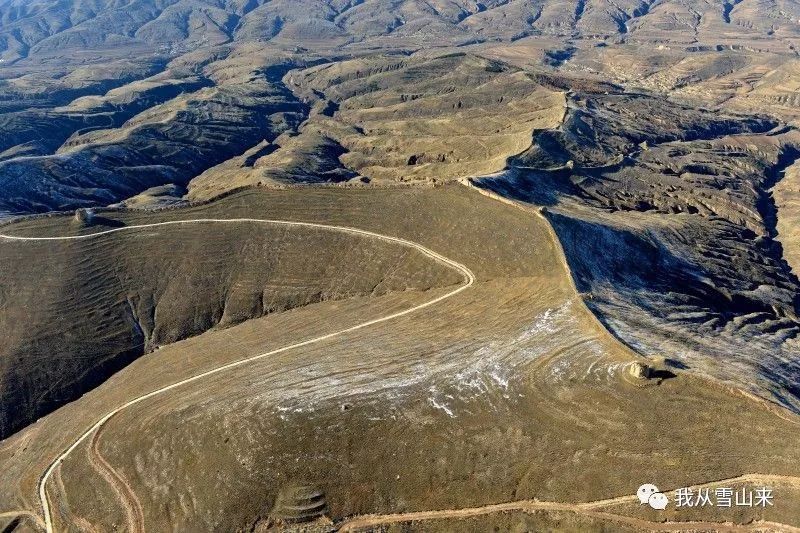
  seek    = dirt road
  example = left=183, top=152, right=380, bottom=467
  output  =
left=1, top=218, right=475, bottom=533
left=337, top=474, right=800, bottom=533
left=87, top=415, right=145, bottom=533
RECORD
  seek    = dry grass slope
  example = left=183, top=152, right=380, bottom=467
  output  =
left=0, top=217, right=460, bottom=438
left=1, top=186, right=799, bottom=532
left=187, top=53, right=566, bottom=199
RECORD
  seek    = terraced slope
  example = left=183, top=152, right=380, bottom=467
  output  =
left=1, top=0, right=797, bottom=66
left=0, top=0, right=797, bottom=216
left=189, top=53, right=566, bottom=198
left=1, top=185, right=799, bottom=532
left=0, top=60, right=306, bottom=214
left=0, top=215, right=460, bottom=438
left=475, top=88, right=800, bottom=412
left=2, top=1, right=800, bottom=531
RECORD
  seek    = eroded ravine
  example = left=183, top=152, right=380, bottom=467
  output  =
left=3, top=186, right=800, bottom=532
left=474, top=89, right=800, bottom=413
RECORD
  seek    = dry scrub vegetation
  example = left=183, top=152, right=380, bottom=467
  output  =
left=3, top=0, right=800, bottom=531
left=2, top=186, right=800, bottom=532
left=188, top=53, right=566, bottom=199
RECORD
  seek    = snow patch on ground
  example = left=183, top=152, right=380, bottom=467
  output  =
left=259, top=301, right=601, bottom=420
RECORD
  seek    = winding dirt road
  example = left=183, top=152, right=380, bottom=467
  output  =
left=3, top=216, right=800, bottom=532
left=0, top=218, right=475, bottom=533
left=337, top=501, right=800, bottom=532
left=87, top=414, right=145, bottom=533
left=337, top=472, right=800, bottom=532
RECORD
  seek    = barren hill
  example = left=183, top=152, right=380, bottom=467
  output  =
left=0, top=0, right=797, bottom=214
left=3, top=1, right=800, bottom=531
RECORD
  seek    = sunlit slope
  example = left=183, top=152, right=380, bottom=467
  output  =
left=187, top=53, right=566, bottom=199
left=294, top=54, right=566, bottom=184
left=0, top=216, right=460, bottom=438
left=1, top=0, right=795, bottom=65
left=2, top=185, right=799, bottom=532
left=775, top=159, right=800, bottom=277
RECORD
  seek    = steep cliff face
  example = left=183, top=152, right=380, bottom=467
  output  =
left=775, top=160, right=800, bottom=278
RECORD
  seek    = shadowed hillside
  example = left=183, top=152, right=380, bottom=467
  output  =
left=0, top=219, right=460, bottom=437
left=3, top=1, right=800, bottom=531
left=474, top=89, right=800, bottom=412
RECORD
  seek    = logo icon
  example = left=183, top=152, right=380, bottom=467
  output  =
left=637, top=484, right=669, bottom=510
left=637, top=484, right=659, bottom=504
left=648, top=492, right=669, bottom=510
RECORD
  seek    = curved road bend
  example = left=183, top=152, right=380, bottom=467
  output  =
left=7, top=218, right=800, bottom=533
left=0, top=218, right=476, bottom=533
